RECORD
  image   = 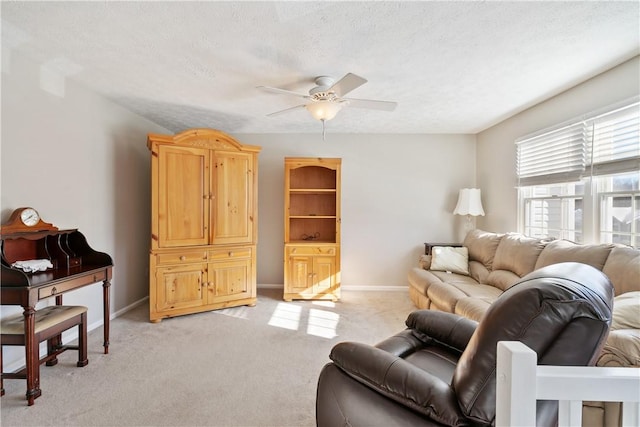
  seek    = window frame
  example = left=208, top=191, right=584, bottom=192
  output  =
left=520, top=184, right=584, bottom=242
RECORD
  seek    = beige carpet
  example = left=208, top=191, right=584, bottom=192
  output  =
left=1, top=287, right=415, bottom=426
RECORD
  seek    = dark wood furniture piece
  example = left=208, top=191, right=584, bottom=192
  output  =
left=1, top=305, right=88, bottom=400
left=0, top=220, right=112, bottom=406
left=423, top=242, right=462, bottom=255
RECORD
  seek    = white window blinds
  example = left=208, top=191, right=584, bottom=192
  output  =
left=516, top=122, right=587, bottom=186
left=516, top=99, right=640, bottom=186
left=588, top=102, right=640, bottom=176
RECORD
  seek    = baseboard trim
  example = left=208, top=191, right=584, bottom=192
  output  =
left=341, top=285, right=407, bottom=292
left=114, top=296, right=149, bottom=318
left=257, top=284, right=283, bottom=289
left=258, top=284, right=406, bottom=292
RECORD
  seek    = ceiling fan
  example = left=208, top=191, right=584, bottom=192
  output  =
left=258, top=73, right=397, bottom=138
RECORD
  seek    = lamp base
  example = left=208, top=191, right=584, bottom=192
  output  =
left=463, top=215, right=475, bottom=234
left=456, top=215, right=475, bottom=242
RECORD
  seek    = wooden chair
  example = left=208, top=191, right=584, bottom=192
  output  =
left=1, top=305, right=88, bottom=403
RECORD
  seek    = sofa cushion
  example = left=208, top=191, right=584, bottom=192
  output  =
left=448, top=281, right=503, bottom=301
left=463, top=229, right=503, bottom=270
left=468, top=260, right=490, bottom=284
left=448, top=282, right=502, bottom=320
left=611, top=291, right=640, bottom=331
left=484, top=269, right=521, bottom=292
left=598, top=329, right=640, bottom=368
left=427, top=279, right=470, bottom=313
left=535, top=240, right=613, bottom=271
left=491, top=233, right=547, bottom=277
left=408, top=268, right=438, bottom=295
left=603, top=246, right=640, bottom=296
left=430, top=246, right=469, bottom=275
left=454, top=297, right=494, bottom=322
left=427, top=276, right=499, bottom=314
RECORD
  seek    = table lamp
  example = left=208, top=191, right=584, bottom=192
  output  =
left=454, top=188, right=485, bottom=236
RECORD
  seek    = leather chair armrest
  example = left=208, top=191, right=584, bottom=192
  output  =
left=329, top=341, right=468, bottom=426
left=374, top=329, right=426, bottom=358
left=406, top=310, right=478, bottom=353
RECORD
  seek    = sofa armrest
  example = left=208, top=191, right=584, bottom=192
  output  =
left=329, top=342, right=468, bottom=425
left=406, top=310, right=478, bottom=353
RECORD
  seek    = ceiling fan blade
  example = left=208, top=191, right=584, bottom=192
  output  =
left=258, top=86, right=310, bottom=99
left=328, top=73, right=367, bottom=97
left=344, top=98, right=398, bottom=111
left=266, top=104, right=307, bottom=117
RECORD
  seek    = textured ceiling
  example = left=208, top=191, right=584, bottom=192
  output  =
left=2, top=1, right=639, bottom=134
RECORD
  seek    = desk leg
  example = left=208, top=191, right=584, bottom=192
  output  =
left=23, top=306, right=41, bottom=405
left=46, top=295, right=64, bottom=366
left=102, top=278, right=111, bottom=354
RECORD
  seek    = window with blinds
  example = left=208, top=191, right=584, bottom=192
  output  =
left=517, top=99, right=639, bottom=185
left=588, top=102, right=640, bottom=176
left=516, top=98, right=639, bottom=246
left=516, top=122, right=587, bottom=186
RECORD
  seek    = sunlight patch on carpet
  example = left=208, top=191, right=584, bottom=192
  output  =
left=268, top=303, right=340, bottom=338
left=268, top=302, right=302, bottom=330
left=307, top=309, right=339, bottom=339
left=214, top=306, right=251, bottom=319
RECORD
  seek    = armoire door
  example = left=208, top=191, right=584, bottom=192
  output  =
left=206, top=258, right=254, bottom=304
left=155, top=263, right=207, bottom=313
left=157, top=145, right=210, bottom=248
left=211, top=151, right=254, bottom=245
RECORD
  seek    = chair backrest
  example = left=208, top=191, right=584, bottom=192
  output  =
left=452, top=262, right=613, bottom=425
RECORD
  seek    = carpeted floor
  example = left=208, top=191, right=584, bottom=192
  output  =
left=1, top=287, right=415, bottom=426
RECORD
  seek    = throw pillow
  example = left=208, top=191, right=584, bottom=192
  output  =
left=611, top=291, right=640, bottom=331
left=430, top=246, right=469, bottom=275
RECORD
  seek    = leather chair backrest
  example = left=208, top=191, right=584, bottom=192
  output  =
left=452, top=262, right=613, bottom=425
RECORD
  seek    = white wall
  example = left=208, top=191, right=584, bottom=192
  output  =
left=476, top=56, right=640, bottom=233
left=1, top=50, right=170, bottom=366
left=238, top=133, right=477, bottom=288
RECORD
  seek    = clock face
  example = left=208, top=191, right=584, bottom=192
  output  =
left=20, top=208, right=40, bottom=227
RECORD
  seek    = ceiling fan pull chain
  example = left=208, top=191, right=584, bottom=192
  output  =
left=322, top=119, right=326, bottom=140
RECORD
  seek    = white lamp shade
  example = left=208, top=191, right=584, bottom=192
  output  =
left=305, top=101, right=342, bottom=121
left=454, top=188, right=485, bottom=216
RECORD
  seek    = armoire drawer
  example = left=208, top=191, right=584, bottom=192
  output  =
left=208, top=247, right=252, bottom=260
left=156, top=251, right=208, bottom=265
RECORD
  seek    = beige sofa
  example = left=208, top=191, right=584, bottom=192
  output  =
left=408, top=229, right=640, bottom=427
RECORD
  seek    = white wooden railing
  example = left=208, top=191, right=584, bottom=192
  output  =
left=496, top=341, right=640, bottom=427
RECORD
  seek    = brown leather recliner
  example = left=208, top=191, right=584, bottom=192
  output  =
left=316, top=262, right=613, bottom=427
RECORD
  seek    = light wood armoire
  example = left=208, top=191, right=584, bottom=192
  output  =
left=147, top=129, right=261, bottom=322
left=283, top=157, right=341, bottom=302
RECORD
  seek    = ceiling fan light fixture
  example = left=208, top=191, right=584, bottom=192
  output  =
left=305, top=100, right=342, bottom=121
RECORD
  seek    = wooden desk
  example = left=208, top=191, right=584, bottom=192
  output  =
left=1, top=229, right=113, bottom=405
